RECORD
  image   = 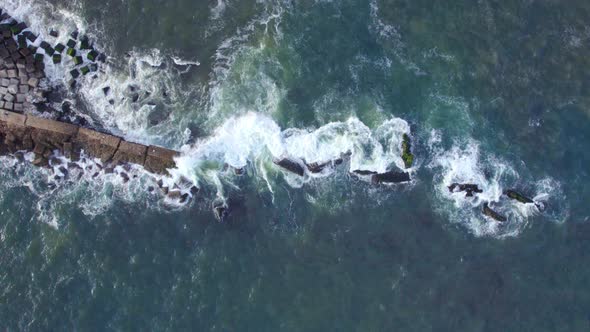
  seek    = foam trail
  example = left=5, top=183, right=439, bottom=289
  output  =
left=171, top=112, right=411, bottom=190
left=429, top=136, right=567, bottom=238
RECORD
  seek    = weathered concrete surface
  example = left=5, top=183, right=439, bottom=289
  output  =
left=26, top=115, right=79, bottom=150
left=75, top=128, right=121, bottom=163
left=113, top=141, right=147, bottom=165
left=0, top=111, right=177, bottom=174
left=0, top=109, right=25, bottom=126
left=145, top=145, right=178, bottom=174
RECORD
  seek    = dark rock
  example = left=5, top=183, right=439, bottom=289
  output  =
left=49, top=30, right=59, bottom=38
left=70, top=69, right=80, bottom=79
left=448, top=183, right=483, bottom=197
left=24, top=31, right=37, bottom=42
left=54, top=43, right=65, bottom=53
left=371, top=171, right=411, bottom=184
left=102, top=86, right=110, bottom=96
left=180, top=193, right=190, bottom=204
left=213, top=200, right=229, bottom=222
left=190, top=186, right=199, bottom=195
left=120, top=172, right=130, bottom=183
left=504, top=189, right=533, bottom=204
left=353, top=170, right=378, bottom=175
left=58, top=166, right=68, bottom=178
left=305, top=161, right=330, bottom=173
left=504, top=189, right=546, bottom=212
left=167, top=190, right=182, bottom=200
left=66, top=39, right=76, bottom=48
left=80, top=36, right=91, bottom=50
left=87, top=50, right=98, bottom=61
left=274, top=158, right=305, bottom=176
left=70, top=30, right=78, bottom=40
left=483, top=203, right=507, bottom=222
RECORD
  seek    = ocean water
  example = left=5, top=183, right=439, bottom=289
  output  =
left=1, top=0, right=589, bottom=330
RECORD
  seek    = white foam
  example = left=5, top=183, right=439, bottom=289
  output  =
left=171, top=112, right=411, bottom=190
left=429, top=137, right=566, bottom=238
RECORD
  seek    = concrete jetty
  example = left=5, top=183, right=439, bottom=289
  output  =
left=0, top=8, right=177, bottom=175
left=0, top=109, right=178, bottom=174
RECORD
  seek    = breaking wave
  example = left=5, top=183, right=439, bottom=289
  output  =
left=429, top=136, right=568, bottom=238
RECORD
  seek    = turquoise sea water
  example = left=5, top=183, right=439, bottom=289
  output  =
left=1, top=0, right=589, bottom=330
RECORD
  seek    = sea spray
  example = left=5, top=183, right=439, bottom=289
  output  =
left=428, top=136, right=566, bottom=237
left=172, top=113, right=413, bottom=189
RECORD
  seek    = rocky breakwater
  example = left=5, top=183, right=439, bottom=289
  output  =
left=0, top=8, right=180, bottom=196
left=0, top=109, right=178, bottom=175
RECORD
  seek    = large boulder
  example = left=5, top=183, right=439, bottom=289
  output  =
left=371, top=171, right=411, bottom=184
left=482, top=203, right=507, bottom=222
left=274, top=158, right=305, bottom=176
left=504, top=189, right=546, bottom=212
left=448, top=183, right=483, bottom=197
left=504, top=189, right=533, bottom=203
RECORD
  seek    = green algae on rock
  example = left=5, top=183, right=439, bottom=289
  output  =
left=401, top=133, right=414, bottom=169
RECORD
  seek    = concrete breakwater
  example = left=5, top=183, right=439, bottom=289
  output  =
left=0, top=109, right=177, bottom=174
left=0, top=8, right=177, bottom=174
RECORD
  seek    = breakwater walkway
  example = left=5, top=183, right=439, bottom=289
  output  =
left=0, top=109, right=177, bottom=174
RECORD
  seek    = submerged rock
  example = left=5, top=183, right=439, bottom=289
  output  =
left=448, top=183, right=483, bottom=197
left=305, top=161, right=331, bottom=173
left=213, top=201, right=229, bottom=222
left=504, top=189, right=533, bottom=203
left=504, top=189, right=546, bottom=212
left=352, top=170, right=378, bottom=175
left=482, top=203, right=507, bottom=222
left=274, top=158, right=305, bottom=176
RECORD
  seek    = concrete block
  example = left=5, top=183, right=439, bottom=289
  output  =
left=144, top=145, right=178, bottom=174
left=27, top=77, right=38, bottom=87
left=0, top=110, right=25, bottom=126
left=26, top=116, right=79, bottom=136
left=75, top=128, right=121, bottom=162
left=113, top=141, right=147, bottom=165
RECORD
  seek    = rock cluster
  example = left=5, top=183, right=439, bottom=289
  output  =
left=449, top=182, right=546, bottom=222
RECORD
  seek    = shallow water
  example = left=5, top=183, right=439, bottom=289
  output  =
left=1, top=0, right=590, bottom=330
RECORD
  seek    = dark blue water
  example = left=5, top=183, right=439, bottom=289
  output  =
left=1, top=0, right=589, bottom=330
